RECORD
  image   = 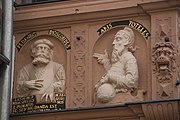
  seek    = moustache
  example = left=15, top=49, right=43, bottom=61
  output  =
left=34, top=53, right=50, bottom=59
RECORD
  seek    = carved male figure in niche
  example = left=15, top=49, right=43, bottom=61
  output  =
left=17, top=39, right=65, bottom=102
left=93, top=27, right=138, bottom=103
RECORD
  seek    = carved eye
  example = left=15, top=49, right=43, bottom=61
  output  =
left=164, top=51, right=166, bottom=56
left=116, top=37, right=122, bottom=41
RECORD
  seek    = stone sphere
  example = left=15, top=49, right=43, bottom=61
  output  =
left=97, top=83, right=116, bottom=103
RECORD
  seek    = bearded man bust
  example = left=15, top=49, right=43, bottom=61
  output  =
left=17, top=39, right=65, bottom=102
left=93, top=27, right=138, bottom=103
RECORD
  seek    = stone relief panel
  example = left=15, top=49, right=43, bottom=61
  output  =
left=71, top=30, right=87, bottom=107
left=152, top=41, right=176, bottom=83
left=155, top=17, right=172, bottom=42
left=177, top=18, right=180, bottom=51
left=152, top=40, right=177, bottom=99
left=16, top=39, right=66, bottom=102
left=177, top=16, right=180, bottom=97
left=93, top=27, right=146, bottom=105
left=151, top=12, right=180, bottom=99
left=13, top=29, right=69, bottom=113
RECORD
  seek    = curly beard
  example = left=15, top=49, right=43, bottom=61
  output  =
left=111, top=45, right=124, bottom=63
left=32, top=53, right=51, bottom=65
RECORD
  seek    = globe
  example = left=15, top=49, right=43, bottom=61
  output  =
left=97, top=83, right=116, bottom=103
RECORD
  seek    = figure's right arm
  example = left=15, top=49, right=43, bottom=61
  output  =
left=17, top=68, right=30, bottom=97
left=93, top=50, right=111, bottom=71
left=17, top=67, right=43, bottom=97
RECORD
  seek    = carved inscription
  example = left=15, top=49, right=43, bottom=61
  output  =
left=48, top=29, right=71, bottom=50
left=16, top=31, right=37, bottom=52
left=97, top=20, right=151, bottom=39
left=12, top=93, right=66, bottom=114
left=16, top=30, right=71, bottom=52
left=128, top=20, right=150, bottom=39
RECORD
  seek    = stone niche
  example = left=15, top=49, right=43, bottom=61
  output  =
left=92, top=24, right=148, bottom=106
left=12, top=28, right=70, bottom=114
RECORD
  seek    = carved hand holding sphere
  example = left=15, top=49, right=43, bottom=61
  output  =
left=96, top=83, right=116, bottom=103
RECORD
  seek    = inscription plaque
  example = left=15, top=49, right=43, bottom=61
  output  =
left=12, top=93, right=66, bottom=114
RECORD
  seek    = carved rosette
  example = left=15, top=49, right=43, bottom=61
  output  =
left=72, top=31, right=86, bottom=107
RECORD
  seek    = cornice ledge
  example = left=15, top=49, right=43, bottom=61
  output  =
left=138, top=0, right=180, bottom=13
left=14, top=0, right=142, bottom=21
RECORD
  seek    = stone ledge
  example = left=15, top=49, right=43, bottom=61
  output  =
left=10, top=98, right=180, bottom=120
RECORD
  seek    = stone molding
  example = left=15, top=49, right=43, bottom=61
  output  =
left=10, top=99, right=180, bottom=120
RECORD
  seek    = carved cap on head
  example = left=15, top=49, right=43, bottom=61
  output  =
left=115, top=27, right=135, bottom=51
left=116, top=27, right=134, bottom=43
left=31, top=39, right=54, bottom=50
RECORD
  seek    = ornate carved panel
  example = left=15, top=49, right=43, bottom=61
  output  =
left=177, top=16, right=180, bottom=98
left=142, top=101, right=179, bottom=120
left=152, top=41, right=177, bottom=99
left=155, top=17, right=172, bottom=42
left=72, top=30, right=87, bottom=107
left=177, top=18, right=180, bottom=51
left=151, top=12, right=179, bottom=99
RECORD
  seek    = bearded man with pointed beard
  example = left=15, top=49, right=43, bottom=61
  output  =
left=93, top=27, right=138, bottom=103
left=17, top=39, right=65, bottom=102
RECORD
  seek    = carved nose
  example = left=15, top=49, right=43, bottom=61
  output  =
left=159, top=56, right=165, bottom=60
left=112, top=40, right=116, bottom=45
left=159, top=56, right=164, bottom=60
left=158, top=55, right=168, bottom=62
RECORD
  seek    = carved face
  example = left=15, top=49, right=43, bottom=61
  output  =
left=35, top=44, right=51, bottom=57
left=113, top=31, right=130, bottom=48
left=111, top=31, right=129, bottom=62
left=32, top=43, right=52, bottom=65
left=153, top=42, right=175, bottom=72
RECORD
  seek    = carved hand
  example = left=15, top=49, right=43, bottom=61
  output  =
left=41, top=84, right=54, bottom=102
left=107, top=72, right=118, bottom=84
left=24, top=79, right=43, bottom=90
left=107, top=72, right=125, bottom=86
left=95, top=74, right=109, bottom=90
left=53, top=81, right=65, bottom=92
left=93, top=50, right=109, bottom=65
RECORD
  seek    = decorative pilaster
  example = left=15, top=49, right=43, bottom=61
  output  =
left=151, top=10, right=179, bottom=99
left=70, top=26, right=89, bottom=108
left=152, top=41, right=177, bottom=99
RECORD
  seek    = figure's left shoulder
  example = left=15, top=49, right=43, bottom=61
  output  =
left=50, top=61, right=64, bottom=69
left=124, top=52, right=136, bottom=60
